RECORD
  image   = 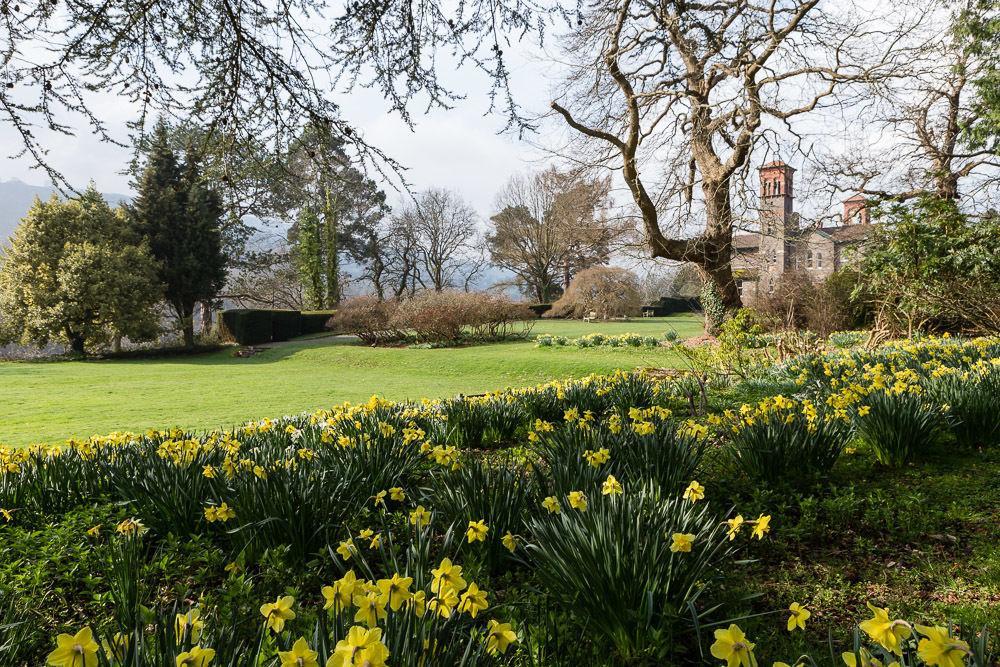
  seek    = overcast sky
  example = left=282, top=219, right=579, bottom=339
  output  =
left=0, top=35, right=562, bottom=219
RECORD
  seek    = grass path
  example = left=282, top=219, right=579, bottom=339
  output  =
left=0, top=315, right=702, bottom=446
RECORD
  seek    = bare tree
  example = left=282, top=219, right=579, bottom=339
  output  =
left=407, top=189, right=482, bottom=292
left=549, top=0, right=916, bottom=315
left=487, top=168, right=618, bottom=302
left=816, top=2, right=1000, bottom=204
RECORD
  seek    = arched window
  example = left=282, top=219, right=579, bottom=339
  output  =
left=817, top=252, right=823, bottom=268
left=775, top=179, right=781, bottom=195
left=806, top=249, right=813, bottom=268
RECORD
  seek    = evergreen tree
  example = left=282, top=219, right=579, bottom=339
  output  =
left=130, top=121, right=227, bottom=347
left=293, top=206, right=325, bottom=310
left=0, top=187, right=162, bottom=355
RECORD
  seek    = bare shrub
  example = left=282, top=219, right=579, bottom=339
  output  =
left=546, top=267, right=641, bottom=319
left=755, top=270, right=867, bottom=336
left=390, top=290, right=535, bottom=344
left=328, top=296, right=402, bottom=345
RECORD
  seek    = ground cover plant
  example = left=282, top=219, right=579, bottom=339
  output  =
left=1, top=335, right=998, bottom=665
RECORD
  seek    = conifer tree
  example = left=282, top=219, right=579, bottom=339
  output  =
left=130, top=121, right=227, bottom=348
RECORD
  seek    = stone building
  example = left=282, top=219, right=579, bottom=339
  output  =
left=732, top=161, right=872, bottom=302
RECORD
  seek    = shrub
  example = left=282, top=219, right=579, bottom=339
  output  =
left=856, top=390, right=948, bottom=465
left=389, top=291, right=533, bottom=345
left=328, top=296, right=403, bottom=345
left=546, top=266, right=641, bottom=319
left=300, top=310, right=336, bottom=334
left=828, top=330, right=867, bottom=348
left=220, top=309, right=275, bottom=345
left=270, top=309, right=302, bottom=341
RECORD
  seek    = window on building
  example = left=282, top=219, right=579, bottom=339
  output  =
left=817, top=252, right=823, bottom=268
left=806, top=250, right=813, bottom=268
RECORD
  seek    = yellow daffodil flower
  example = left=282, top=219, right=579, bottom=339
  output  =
left=176, top=645, right=216, bottom=667
left=602, top=475, right=623, bottom=496
left=260, top=595, right=296, bottom=633
left=485, top=620, right=518, bottom=656
left=47, top=627, right=100, bottom=667
left=683, top=480, right=706, bottom=503
left=567, top=491, right=588, bottom=511
left=375, top=573, right=413, bottom=612
left=710, top=624, right=756, bottom=667
left=409, top=505, right=431, bottom=528
left=457, top=582, right=489, bottom=618
left=751, top=514, right=771, bottom=540
left=858, top=602, right=911, bottom=655
left=176, top=607, right=205, bottom=643
left=542, top=496, right=561, bottom=513
left=502, top=532, right=517, bottom=553
left=279, top=637, right=319, bottom=667
left=388, top=487, right=405, bottom=502
left=328, top=626, right=389, bottom=667
left=431, top=558, right=467, bottom=594
left=670, top=532, right=695, bottom=553
left=352, top=591, right=387, bottom=627
left=914, top=624, right=970, bottom=667
left=726, top=515, right=745, bottom=540
left=466, top=520, right=488, bottom=543
left=787, top=602, right=810, bottom=632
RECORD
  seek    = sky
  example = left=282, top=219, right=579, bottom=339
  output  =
left=0, top=33, right=560, bottom=219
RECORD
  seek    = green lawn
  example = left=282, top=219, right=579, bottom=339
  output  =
left=0, top=314, right=702, bottom=446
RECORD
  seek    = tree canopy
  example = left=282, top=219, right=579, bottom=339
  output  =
left=0, top=188, right=162, bottom=354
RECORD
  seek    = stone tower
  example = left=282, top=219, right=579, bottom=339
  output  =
left=758, top=161, right=796, bottom=292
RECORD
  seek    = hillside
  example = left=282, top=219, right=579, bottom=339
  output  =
left=0, top=178, right=130, bottom=244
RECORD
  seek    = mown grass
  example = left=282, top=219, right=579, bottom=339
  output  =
left=0, top=315, right=703, bottom=446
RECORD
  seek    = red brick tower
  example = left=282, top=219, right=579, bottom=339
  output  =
left=758, top=161, right=796, bottom=291
left=842, top=194, right=870, bottom=225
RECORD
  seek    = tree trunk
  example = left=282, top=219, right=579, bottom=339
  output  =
left=113, top=334, right=123, bottom=354
left=324, top=188, right=340, bottom=308
left=69, top=332, right=86, bottom=356
left=199, top=301, right=213, bottom=335
left=182, top=305, right=196, bottom=349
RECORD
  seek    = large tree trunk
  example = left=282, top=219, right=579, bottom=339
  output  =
left=181, top=304, right=196, bottom=349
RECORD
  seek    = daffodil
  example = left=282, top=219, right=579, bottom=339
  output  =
left=431, top=558, right=467, bottom=594
left=841, top=648, right=898, bottom=667
left=542, top=496, right=561, bottom=513
left=322, top=571, right=361, bottom=611
left=375, top=573, right=413, bottom=611
left=787, top=602, right=810, bottom=632
left=176, top=645, right=216, bottom=667
left=353, top=591, right=387, bottom=627
left=751, top=514, right=771, bottom=540
left=710, top=624, right=756, bottom=667
left=47, top=627, right=99, bottom=667
left=466, top=520, right=488, bottom=543
left=336, top=539, right=356, bottom=561
left=602, top=475, right=623, bottom=496
left=428, top=586, right=459, bottom=618
left=388, top=487, right=405, bottom=502
left=567, top=490, right=588, bottom=511
left=915, top=624, right=969, bottom=667
left=485, top=620, right=518, bottom=656
left=278, top=637, right=319, bottom=667
left=502, top=531, right=517, bottom=553
left=670, top=532, right=695, bottom=553
left=409, top=505, right=431, bottom=528
left=176, top=607, right=205, bottom=643
left=726, top=515, right=745, bottom=540
left=260, top=595, right=296, bottom=633
left=457, top=582, right=489, bottom=618
left=858, top=602, right=911, bottom=655
left=328, top=626, right=389, bottom=667
left=683, top=480, right=705, bottom=502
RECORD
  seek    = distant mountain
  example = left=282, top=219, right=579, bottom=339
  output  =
left=0, top=178, right=131, bottom=245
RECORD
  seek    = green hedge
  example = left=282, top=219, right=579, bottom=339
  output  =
left=221, top=309, right=334, bottom=345
left=301, top=311, right=335, bottom=334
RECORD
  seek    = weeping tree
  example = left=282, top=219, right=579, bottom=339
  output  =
left=549, top=0, right=918, bottom=325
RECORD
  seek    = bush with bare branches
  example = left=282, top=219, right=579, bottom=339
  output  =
left=328, top=296, right=402, bottom=345
left=546, top=267, right=641, bottom=319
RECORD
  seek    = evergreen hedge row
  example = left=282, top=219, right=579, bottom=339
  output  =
left=220, top=309, right=334, bottom=345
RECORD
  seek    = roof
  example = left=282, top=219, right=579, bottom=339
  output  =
left=760, top=160, right=795, bottom=171
left=822, top=224, right=872, bottom=243
left=733, top=233, right=760, bottom=250
left=843, top=194, right=867, bottom=202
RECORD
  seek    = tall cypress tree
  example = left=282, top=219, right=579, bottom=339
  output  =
left=130, top=120, right=227, bottom=348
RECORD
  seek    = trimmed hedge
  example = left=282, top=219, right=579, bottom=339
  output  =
left=221, top=309, right=335, bottom=345
left=528, top=303, right=553, bottom=317
left=301, top=311, right=336, bottom=335
left=640, top=297, right=701, bottom=316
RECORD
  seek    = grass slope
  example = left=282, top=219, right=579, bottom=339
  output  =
left=0, top=315, right=702, bottom=446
